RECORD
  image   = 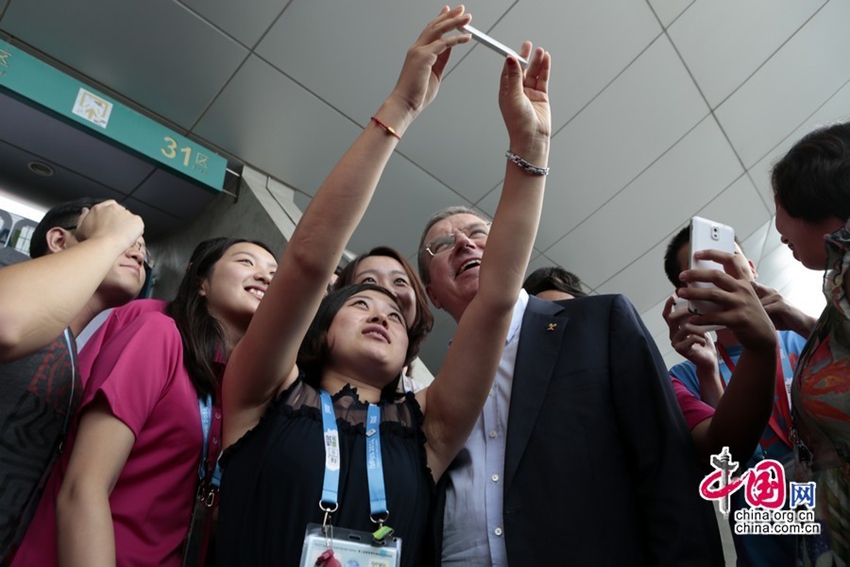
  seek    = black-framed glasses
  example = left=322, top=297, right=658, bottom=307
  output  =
left=424, top=222, right=490, bottom=257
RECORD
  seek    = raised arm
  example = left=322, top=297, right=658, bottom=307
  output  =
left=422, top=45, right=551, bottom=479
left=222, top=7, right=473, bottom=449
left=678, top=249, right=778, bottom=464
left=0, top=201, right=143, bottom=362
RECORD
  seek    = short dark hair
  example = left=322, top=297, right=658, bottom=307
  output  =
left=297, top=283, right=412, bottom=401
left=334, top=246, right=433, bottom=360
left=30, top=197, right=103, bottom=258
left=417, top=206, right=490, bottom=286
left=771, top=121, right=850, bottom=223
left=663, top=226, right=691, bottom=288
left=166, top=237, right=275, bottom=399
left=522, top=266, right=587, bottom=298
left=663, top=224, right=745, bottom=288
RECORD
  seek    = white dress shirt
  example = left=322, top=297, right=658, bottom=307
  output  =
left=441, top=290, right=528, bottom=566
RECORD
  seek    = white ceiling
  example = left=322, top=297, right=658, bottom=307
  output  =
left=0, top=0, right=842, bottom=371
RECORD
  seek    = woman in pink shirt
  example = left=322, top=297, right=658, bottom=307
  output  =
left=11, top=237, right=277, bottom=567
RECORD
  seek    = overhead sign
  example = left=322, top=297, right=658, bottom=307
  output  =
left=0, top=40, right=226, bottom=191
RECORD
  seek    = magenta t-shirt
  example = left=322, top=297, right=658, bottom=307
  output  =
left=671, top=377, right=714, bottom=430
left=12, top=310, right=202, bottom=567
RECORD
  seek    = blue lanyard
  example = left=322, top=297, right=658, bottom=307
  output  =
left=319, top=390, right=388, bottom=522
left=198, top=395, right=222, bottom=488
left=365, top=402, right=387, bottom=519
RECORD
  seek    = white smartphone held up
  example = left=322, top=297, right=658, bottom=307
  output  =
left=462, top=24, right=528, bottom=68
left=688, top=216, right=736, bottom=316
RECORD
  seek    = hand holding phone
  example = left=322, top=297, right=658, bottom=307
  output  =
left=688, top=216, right=736, bottom=315
left=672, top=292, right=723, bottom=332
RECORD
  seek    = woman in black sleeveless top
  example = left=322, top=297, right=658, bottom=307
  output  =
left=217, top=7, right=552, bottom=565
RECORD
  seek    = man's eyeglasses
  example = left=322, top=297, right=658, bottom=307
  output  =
left=424, top=223, right=490, bottom=257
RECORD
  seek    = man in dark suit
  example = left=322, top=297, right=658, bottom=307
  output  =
left=418, top=206, right=725, bottom=566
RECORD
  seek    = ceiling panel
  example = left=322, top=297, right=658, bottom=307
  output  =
left=194, top=54, right=361, bottom=197
left=482, top=0, right=661, bottom=130
left=696, top=174, right=771, bottom=243
left=715, top=0, right=850, bottom=168
left=256, top=0, right=512, bottom=124
left=668, top=0, right=825, bottom=109
left=180, top=0, right=288, bottom=47
left=647, top=0, right=694, bottom=29
left=0, top=0, right=248, bottom=127
left=534, top=35, right=709, bottom=251
left=397, top=0, right=662, bottom=206
left=749, top=78, right=850, bottom=210
left=544, top=116, right=742, bottom=288
left=742, top=218, right=771, bottom=267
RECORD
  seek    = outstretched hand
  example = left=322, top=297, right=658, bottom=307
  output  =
left=499, top=43, right=551, bottom=153
left=386, top=6, right=472, bottom=122
left=752, top=281, right=816, bottom=337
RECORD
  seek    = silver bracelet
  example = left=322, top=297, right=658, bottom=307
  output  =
left=505, top=150, right=549, bottom=176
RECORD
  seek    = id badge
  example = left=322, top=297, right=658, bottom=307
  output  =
left=299, top=523, right=401, bottom=567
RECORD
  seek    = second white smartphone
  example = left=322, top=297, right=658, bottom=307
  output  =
left=688, top=216, right=736, bottom=315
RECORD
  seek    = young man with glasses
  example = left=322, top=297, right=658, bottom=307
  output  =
left=417, top=206, right=724, bottom=566
left=0, top=197, right=144, bottom=560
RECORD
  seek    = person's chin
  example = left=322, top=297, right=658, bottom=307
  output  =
left=100, top=284, right=143, bottom=307
left=458, top=278, right=479, bottom=299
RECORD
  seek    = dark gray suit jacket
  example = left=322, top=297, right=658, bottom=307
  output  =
left=434, top=294, right=723, bottom=566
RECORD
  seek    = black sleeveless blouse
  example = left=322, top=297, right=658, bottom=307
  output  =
left=216, top=377, right=435, bottom=566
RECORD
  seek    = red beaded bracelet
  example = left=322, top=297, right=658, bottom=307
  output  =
left=371, top=116, right=402, bottom=141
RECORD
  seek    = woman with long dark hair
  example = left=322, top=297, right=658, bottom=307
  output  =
left=216, top=7, right=551, bottom=565
left=12, top=237, right=277, bottom=566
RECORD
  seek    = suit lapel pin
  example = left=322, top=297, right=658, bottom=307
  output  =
left=547, top=323, right=557, bottom=331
